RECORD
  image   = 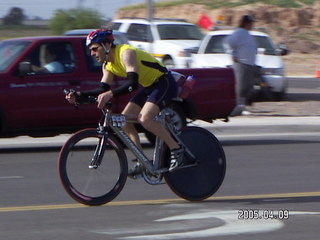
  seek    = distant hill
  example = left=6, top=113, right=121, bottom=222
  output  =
left=121, top=0, right=319, bottom=10
left=117, top=0, right=320, bottom=54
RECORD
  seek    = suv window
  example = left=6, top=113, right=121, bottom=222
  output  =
left=205, top=35, right=225, bottom=53
left=255, top=36, right=276, bottom=55
left=126, top=24, right=153, bottom=42
left=157, top=24, right=203, bottom=40
left=111, top=22, right=121, bottom=31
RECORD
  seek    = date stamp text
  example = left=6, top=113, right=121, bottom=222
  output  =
left=238, top=209, right=290, bottom=220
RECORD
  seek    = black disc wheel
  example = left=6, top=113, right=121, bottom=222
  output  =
left=164, top=126, right=226, bottom=201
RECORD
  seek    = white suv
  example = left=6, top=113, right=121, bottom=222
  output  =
left=191, top=29, right=288, bottom=99
left=111, top=18, right=203, bottom=68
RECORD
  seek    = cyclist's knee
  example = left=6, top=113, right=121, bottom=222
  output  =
left=138, top=114, right=153, bottom=130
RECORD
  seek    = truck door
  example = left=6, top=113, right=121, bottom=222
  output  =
left=6, top=41, right=99, bottom=131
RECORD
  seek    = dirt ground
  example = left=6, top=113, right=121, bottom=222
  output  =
left=283, top=53, right=319, bottom=77
left=250, top=51, right=320, bottom=117
left=247, top=80, right=320, bottom=117
left=249, top=100, right=320, bottom=117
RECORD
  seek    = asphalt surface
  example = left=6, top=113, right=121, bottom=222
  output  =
left=0, top=132, right=319, bottom=240
left=1, top=77, right=319, bottom=240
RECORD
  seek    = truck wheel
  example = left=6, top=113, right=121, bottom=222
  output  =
left=144, top=103, right=187, bottom=145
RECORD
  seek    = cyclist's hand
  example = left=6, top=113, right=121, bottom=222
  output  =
left=97, top=91, right=113, bottom=109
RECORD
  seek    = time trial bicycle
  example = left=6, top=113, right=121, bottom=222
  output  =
left=58, top=92, right=226, bottom=206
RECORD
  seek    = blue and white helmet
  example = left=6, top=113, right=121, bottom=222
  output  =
left=86, top=29, right=114, bottom=47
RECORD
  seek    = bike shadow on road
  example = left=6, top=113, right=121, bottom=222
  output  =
left=221, top=138, right=320, bottom=147
left=0, top=142, right=155, bottom=154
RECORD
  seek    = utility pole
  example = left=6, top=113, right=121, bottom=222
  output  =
left=146, top=0, right=153, bottom=52
left=146, top=0, right=153, bottom=21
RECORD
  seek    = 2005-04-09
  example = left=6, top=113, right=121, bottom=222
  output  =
left=238, top=209, right=290, bottom=220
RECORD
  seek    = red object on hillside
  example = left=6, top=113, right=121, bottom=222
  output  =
left=316, top=61, right=320, bottom=78
left=197, top=13, right=214, bottom=30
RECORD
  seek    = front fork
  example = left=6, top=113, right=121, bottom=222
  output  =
left=89, top=127, right=108, bottom=169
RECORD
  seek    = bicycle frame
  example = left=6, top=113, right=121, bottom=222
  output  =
left=94, top=105, right=197, bottom=185
left=100, top=108, right=169, bottom=176
left=60, top=94, right=225, bottom=205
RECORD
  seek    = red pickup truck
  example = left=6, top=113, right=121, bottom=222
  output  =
left=0, top=36, right=236, bottom=138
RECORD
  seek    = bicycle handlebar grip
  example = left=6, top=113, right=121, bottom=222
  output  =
left=63, top=89, right=76, bottom=95
left=105, top=102, right=112, bottom=109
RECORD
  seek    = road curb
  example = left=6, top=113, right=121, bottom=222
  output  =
left=191, top=116, right=320, bottom=136
left=0, top=116, right=319, bottom=149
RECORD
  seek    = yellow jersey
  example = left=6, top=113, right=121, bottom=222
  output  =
left=105, top=44, right=167, bottom=87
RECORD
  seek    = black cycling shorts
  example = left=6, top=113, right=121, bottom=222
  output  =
left=130, top=72, right=178, bottom=110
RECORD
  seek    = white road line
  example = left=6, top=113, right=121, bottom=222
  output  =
left=0, top=176, right=24, bottom=179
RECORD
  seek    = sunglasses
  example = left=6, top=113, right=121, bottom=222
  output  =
left=90, top=46, right=100, bottom=52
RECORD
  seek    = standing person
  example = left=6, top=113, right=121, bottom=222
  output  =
left=65, top=29, right=184, bottom=177
left=224, top=15, right=257, bottom=115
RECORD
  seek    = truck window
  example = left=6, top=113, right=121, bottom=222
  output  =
left=127, top=24, right=153, bottom=42
left=24, top=42, right=75, bottom=74
left=0, top=40, right=30, bottom=72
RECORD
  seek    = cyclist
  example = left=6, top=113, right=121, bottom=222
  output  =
left=65, top=29, right=184, bottom=177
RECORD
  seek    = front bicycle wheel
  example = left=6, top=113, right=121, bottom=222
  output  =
left=164, top=126, right=226, bottom=201
left=58, top=128, right=128, bottom=206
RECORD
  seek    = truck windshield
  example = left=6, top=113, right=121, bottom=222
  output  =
left=0, top=40, right=30, bottom=72
left=157, top=24, right=203, bottom=40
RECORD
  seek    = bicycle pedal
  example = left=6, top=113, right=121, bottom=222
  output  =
left=170, top=162, right=198, bottom=172
left=179, top=162, right=198, bottom=169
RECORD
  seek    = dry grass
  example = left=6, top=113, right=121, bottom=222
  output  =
left=0, top=27, right=51, bottom=40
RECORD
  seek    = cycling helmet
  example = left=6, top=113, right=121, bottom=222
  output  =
left=86, top=29, right=114, bottom=47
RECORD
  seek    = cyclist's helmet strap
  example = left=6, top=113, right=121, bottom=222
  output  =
left=86, top=29, right=114, bottom=47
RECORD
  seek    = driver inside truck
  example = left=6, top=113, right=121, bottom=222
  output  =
left=32, top=44, right=64, bottom=74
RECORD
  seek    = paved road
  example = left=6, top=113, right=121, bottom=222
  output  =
left=0, top=132, right=319, bottom=240
left=0, top=77, right=319, bottom=239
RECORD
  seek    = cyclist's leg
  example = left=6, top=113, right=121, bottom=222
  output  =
left=139, top=101, right=179, bottom=150
left=139, top=76, right=184, bottom=170
left=122, top=102, right=142, bottom=149
left=122, top=95, right=148, bottom=179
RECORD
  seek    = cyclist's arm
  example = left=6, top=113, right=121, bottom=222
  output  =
left=101, top=62, right=114, bottom=86
left=110, top=49, right=139, bottom=97
left=71, top=64, right=114, bottom=104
